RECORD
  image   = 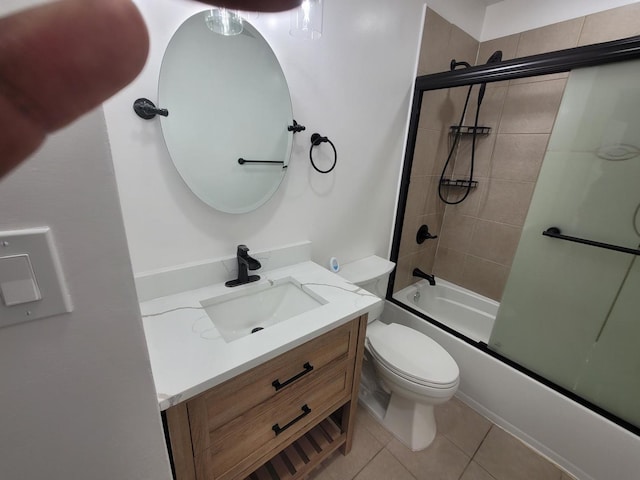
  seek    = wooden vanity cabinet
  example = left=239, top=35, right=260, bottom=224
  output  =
left=164, top=315, right=367, bottom=480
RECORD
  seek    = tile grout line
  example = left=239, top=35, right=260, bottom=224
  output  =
left=469, top=461, right=500, bottom=480
left=471, top=424, right=494, bottom=460
left=456, top=457, right=474, bottom=480
left=385, top=442, right=421, bottom=480
left=451, top=425, right=497, bottom=480
left=382, top=443, right=420, bottom=480
left=575, top=15, right=587, bottom=47
left=347, top=446, right=387, bottom=480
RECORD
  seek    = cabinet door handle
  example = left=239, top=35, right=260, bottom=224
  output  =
left=272, top=404, right=311, bottom=436
left=272, top=362, right=314, bottom=391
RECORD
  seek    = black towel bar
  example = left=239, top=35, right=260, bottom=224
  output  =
left=542, top=227, right=640, bottom=256
left=238, top=158, right=285, bottom=166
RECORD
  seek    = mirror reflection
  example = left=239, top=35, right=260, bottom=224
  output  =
left=159, top=12, right=294, bottom=214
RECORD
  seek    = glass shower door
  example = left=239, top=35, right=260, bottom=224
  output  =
left=488, top=59, right=640, bottom=428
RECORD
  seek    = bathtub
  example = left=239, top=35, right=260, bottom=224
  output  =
left=393, top=278, right=498, bottom=344
left=383, top=296, right=640, bottom=480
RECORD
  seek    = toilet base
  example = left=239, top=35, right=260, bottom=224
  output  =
left=358, top=354, right=390, bottom=421
left=382, top=393, right=436, bottom=451
left=358, top=358, right=437, bottom=452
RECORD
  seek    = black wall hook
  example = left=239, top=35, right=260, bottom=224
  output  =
left=133, top=98, right=169, bottom=119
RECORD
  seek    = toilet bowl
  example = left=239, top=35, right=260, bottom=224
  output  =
left=338, top=256, right=459, bottom=451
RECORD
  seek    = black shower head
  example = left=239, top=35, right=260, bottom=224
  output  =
left=478, top=50, right=504, bottom=106
left=486, top=50, right=503, bottom=64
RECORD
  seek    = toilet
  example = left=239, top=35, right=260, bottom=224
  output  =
left=338, top=255, right=459, bottom=451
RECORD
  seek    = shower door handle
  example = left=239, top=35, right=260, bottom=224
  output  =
left=542, top=227, right=640, bottom=256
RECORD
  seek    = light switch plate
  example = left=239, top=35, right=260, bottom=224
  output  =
left=0, top=254, right=42, bottom=306
left=0, top=227, right=72, bottom=328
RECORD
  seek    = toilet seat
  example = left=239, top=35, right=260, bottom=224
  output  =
left=367, top=323, right=459, bottom=389
left=368, top=346, right=459, bottom=390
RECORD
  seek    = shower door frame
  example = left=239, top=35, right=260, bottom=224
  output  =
left=387, top=35, right=640, bottom=436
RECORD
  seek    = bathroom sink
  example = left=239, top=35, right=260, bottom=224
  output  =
left=201, top=278, right=327, bottom=342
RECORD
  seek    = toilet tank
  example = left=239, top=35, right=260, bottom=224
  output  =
left=337, top=255, right=396, bottom=322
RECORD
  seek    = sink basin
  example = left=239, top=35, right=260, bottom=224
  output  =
left=201, top=278, right=327, bottom=342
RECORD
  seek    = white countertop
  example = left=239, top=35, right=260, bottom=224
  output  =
left=140, top=261, right=380, bottom=410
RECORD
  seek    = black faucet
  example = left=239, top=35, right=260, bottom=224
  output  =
left=225, top=245, right=261, bottom=287
left=413, top=268, right=436, bottom=286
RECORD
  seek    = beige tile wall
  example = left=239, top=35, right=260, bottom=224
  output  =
left=395, top=3, right=640, bottom=300
left=395, top=8, right=478, bottom=291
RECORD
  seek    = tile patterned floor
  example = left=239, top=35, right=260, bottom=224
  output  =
left=308, top=398, right=576, bottom=480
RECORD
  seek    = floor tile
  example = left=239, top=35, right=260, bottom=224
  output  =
left=353, top=448, right=417, bottom=480
left=355, top=405, right=394, bottom=447
left=311, top=421, right=384, bottom=480
left=306, top=463, right=334, bottom=480
left=386, top=434, right=470, bottom=480
left=435, top=397, right=492, bottom=456
left=474, top=426, right=563, bottom=480
left=460, top=461, right=497, bottom=480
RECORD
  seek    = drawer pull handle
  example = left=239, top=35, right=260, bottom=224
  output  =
left=272, top=362, right=314, bottom=391
left=272, top=404, right=311, bottom=436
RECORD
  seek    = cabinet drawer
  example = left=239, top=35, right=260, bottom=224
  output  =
left=187, top=321, right=358, bottom=452
left=195, top=362, right=351, bottom=480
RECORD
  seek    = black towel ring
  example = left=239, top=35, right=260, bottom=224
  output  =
left=309, top=133, right=337, bottom=174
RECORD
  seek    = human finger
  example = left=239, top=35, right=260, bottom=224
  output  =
left=0, top=0, right=149, bottom=177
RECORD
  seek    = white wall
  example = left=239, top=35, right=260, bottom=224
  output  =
left=0, top=105, right=170, bottom=480
left=104, top=0, right=426, bottom=276
left=1, top=8, right=169, bottom=478
left=482, top=0, right=640, bottom=40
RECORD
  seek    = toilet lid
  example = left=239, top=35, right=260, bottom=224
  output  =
left=367, top=323, right=459, bottom=387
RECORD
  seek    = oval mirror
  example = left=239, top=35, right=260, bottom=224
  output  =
left=159, top=12, right=294, bottom=214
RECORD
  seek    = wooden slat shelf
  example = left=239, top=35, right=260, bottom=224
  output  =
left=246, top=418, right=346, bottom=480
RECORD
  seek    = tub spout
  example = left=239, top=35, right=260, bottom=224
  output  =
left=413, top=268, right=436, bottom=286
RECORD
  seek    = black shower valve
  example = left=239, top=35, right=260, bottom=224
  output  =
left=416, top=224, right=438, bottom=244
